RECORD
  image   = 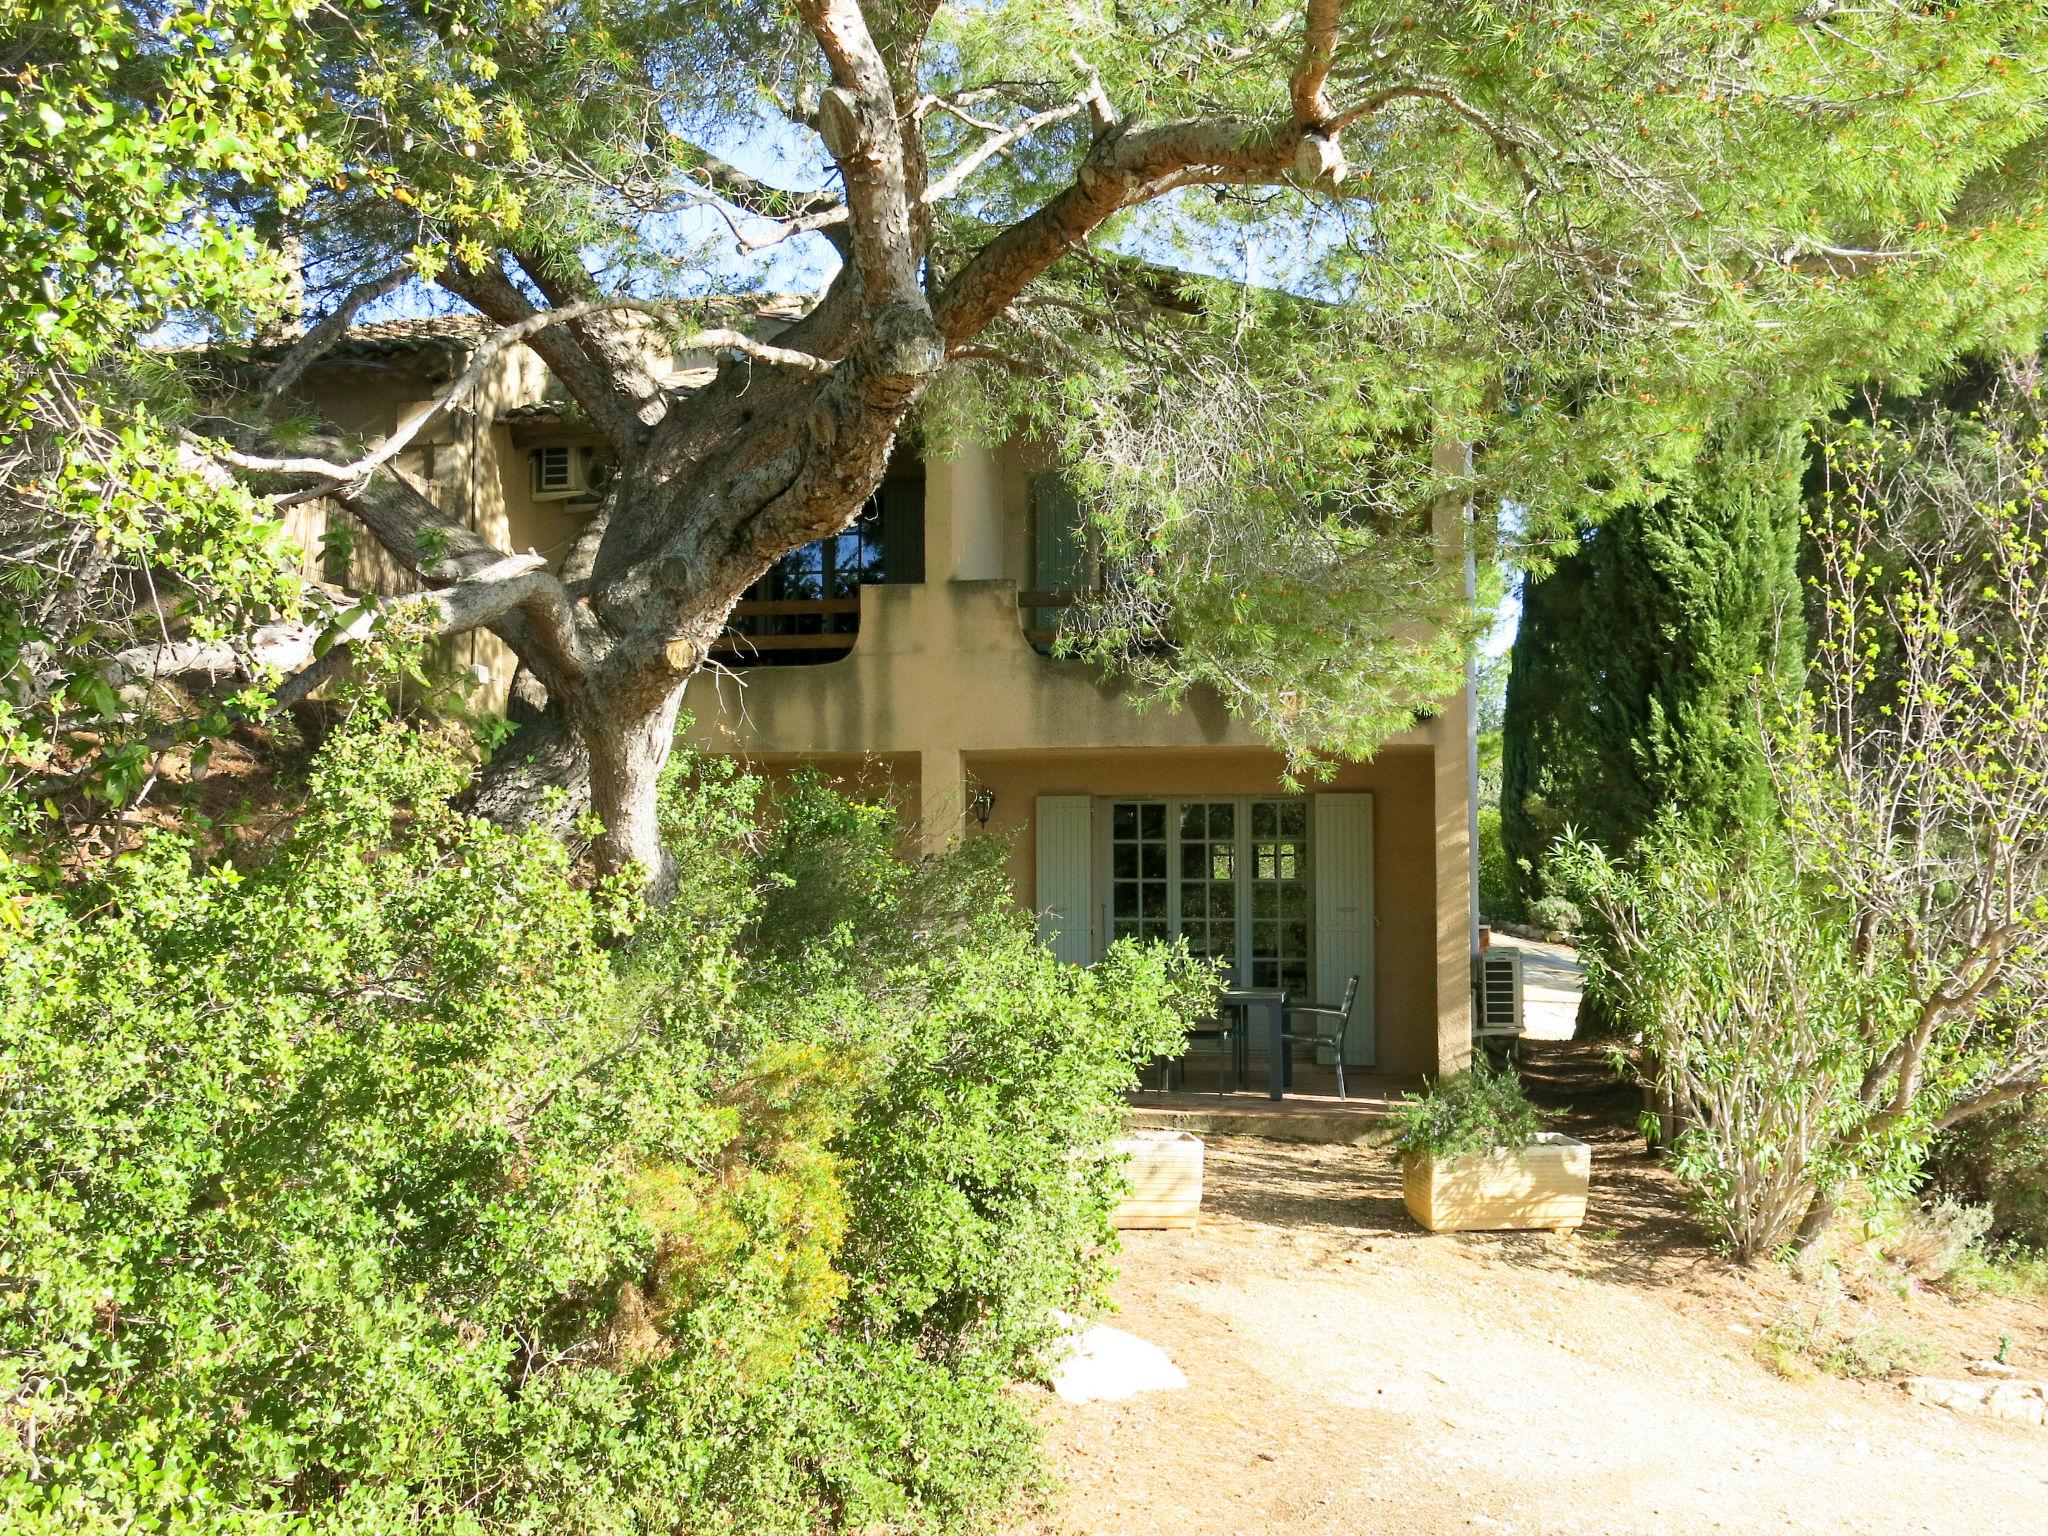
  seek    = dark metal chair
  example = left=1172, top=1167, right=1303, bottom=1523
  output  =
left=1160, top=1007, right=1245, bottom=1094
left=1279, top=976, right=1361, bottom=1099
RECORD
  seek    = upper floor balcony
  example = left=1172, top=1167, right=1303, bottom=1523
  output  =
left=680, top=444, right=1450, bottom=765
left=708, top=456, right=1099, bottom=666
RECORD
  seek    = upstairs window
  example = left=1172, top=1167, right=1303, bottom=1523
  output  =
left=1024, top=473, right=1099, bottom=650
left=716, top=478, right=923, bottom=665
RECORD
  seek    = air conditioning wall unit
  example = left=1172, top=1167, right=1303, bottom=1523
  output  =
left=530, top=444, right=597, bottom=501
left=1475, top=949, right=1524, bottom=1043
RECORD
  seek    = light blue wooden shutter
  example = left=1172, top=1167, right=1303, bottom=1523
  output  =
left=1312, top=793, right=1376, bottom=1065
left=1035, top=795, right=1095, bottom=965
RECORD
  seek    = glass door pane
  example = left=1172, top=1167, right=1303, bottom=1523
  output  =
left=1108, top=801, right=1170, bottom=942
left=1175, top=801, right=1237, bottom=980
left=1247, top=800, right=1311, bottom=994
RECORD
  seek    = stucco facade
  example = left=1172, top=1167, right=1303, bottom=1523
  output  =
left=294, top=325, right=1479, bottom=1079
left=677, top=443, right=1477, bottom=1079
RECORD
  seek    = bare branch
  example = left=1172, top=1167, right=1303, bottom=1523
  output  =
left=105, top=554, right=578, bottom=694
left=201, top=300, right=836, bottom=500
left=260, top=269, right=411, bottom=415
left=437, top=262, right=654, bottom=454
left=922, top=98, right=1088, bottom=207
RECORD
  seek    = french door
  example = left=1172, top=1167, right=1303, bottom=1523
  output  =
left=1103, top=799, right=1312, bottom=994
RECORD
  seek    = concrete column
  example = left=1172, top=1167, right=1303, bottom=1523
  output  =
left=916, top=744, right=965, bottom=857
left=927, top=441, right=1004, bottom=582
left=1431, top=703, right=1476, bottom=1076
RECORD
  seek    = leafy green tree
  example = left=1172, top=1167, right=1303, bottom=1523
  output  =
left=1, top=0, right=329, bottom=806
left=1501, top=417, right=1808, bottom=902
left=1561, top=387, right=2048, bottom=1256
left=0, top=675, right=1209, bottom=1533
left=9, top=2, right=2048, bottom=891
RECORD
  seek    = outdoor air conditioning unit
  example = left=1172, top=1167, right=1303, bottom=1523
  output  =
left=530, top=444, right=596, bottom=501
left=1476, top=949, right=1524, bottom=1043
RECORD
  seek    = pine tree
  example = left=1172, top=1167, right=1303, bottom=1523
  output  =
left=1500, top=418, right=1807, bottom=906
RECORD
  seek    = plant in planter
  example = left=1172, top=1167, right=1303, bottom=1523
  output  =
left=1391, top=1058, right=1590, bottom=1233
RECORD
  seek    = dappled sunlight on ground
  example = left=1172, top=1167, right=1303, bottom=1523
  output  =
left=1019, top=1040, right=2048, bottom=1536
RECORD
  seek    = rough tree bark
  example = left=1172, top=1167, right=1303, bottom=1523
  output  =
left=206, top=0, right=1362, bottom=895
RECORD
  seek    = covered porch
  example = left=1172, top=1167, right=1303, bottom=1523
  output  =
left=1124, top=1036, right=1421, bottom=1144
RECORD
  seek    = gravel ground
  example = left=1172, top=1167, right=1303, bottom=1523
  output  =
left=1018, top=1082, right=2048, bottom=1536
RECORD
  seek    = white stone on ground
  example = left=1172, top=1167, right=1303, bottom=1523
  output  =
left=1044, top=1311, right=1188, bottom=1404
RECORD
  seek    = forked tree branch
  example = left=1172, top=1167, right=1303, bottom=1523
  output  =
left=262, top=268, right=411, bottom=414
left=206, top=300, right=835, bottom=502
left=922, top=98, right=1089, bottom=207
left=438, top=261, right=654, bottom=453
left=797, top=0, right=926, bottom=311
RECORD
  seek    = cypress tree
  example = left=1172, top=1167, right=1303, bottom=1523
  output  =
left=1500, top=417, right=1807, bottom=908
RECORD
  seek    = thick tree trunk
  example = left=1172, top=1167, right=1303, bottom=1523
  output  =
left=578, top=687, right=688, bottom=898
left=466, top=674, right=692, bottom=899
left=467, top=707, right=591, bottom=834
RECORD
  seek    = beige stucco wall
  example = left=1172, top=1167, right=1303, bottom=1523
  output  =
left=290, top=342, right=593, bottom=710
left=965, top=746, right=1443, bottom=1076
left=288, top=365, right=1479, bottom=1071
left=676, top=566, right=1467, bottom=1073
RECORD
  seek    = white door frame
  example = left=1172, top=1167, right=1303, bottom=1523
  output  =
left=1090, top=796, right=1314, bottom=990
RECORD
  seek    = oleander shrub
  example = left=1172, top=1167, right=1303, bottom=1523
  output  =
left=1554, top=821, right=1900, bottom=1261
left=0, top=699, right=1207, bottom=1534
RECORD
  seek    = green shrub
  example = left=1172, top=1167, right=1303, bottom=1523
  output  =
left=1388, top=1057, right=1546, bottom=1160
left=1553, top=820, right=1901, bottom=1261
left=1946, top=1239, right=2048, bottom=1303
left=1527, top=894, right=1582, bottom=934
left=1476, top=805, right=1523, bottom=924
left=0, top=699, right=1210, bottom=1534
left=1924, top=1092, right=2048, bottom=1249
left=1868, top=1196, right=1996, bottom=1284
left=1755, top=1275, right=1938, bottom=1381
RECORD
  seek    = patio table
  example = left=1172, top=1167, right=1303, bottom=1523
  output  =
left=1218, top=987, right=1290, bottom=1100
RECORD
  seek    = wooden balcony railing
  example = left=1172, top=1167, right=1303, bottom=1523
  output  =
left=1018, top=588, right=1082, bottom=649
left=711, top=597, right=861, bottom=658
left=712, top=591, right=1099, bottom=660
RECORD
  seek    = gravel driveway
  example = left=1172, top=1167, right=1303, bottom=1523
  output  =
left=1019, top=1133, right=2048, bottom=1536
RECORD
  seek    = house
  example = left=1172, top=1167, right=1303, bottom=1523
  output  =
left=277, top=314, right=1480, bottom=1083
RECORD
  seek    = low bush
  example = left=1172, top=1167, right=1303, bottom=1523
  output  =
left=1923, top=1092, right=2048, bottom=1250
left=1555, top=821, right=1900, bottom=1261
left=1754, top=1264, right=1939, bottom=1381
left=0, top=695, right=1211, bottom=1534
left=1388, top=1056, right=1546, bottom=1160
left=1757, top=1308, right=1937, bottom=1381
left=1946, top=1240, right=2048, bottom=1304
left=1869, top=1197, right=1996, bottom=1285
left=1526, top=894, right=1581, bottom=935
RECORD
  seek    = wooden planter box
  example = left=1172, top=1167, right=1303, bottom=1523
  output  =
left=1111, top=1130, right=1204, bottom=1230
left=1402, top=1133, right=1590, bottom=1233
